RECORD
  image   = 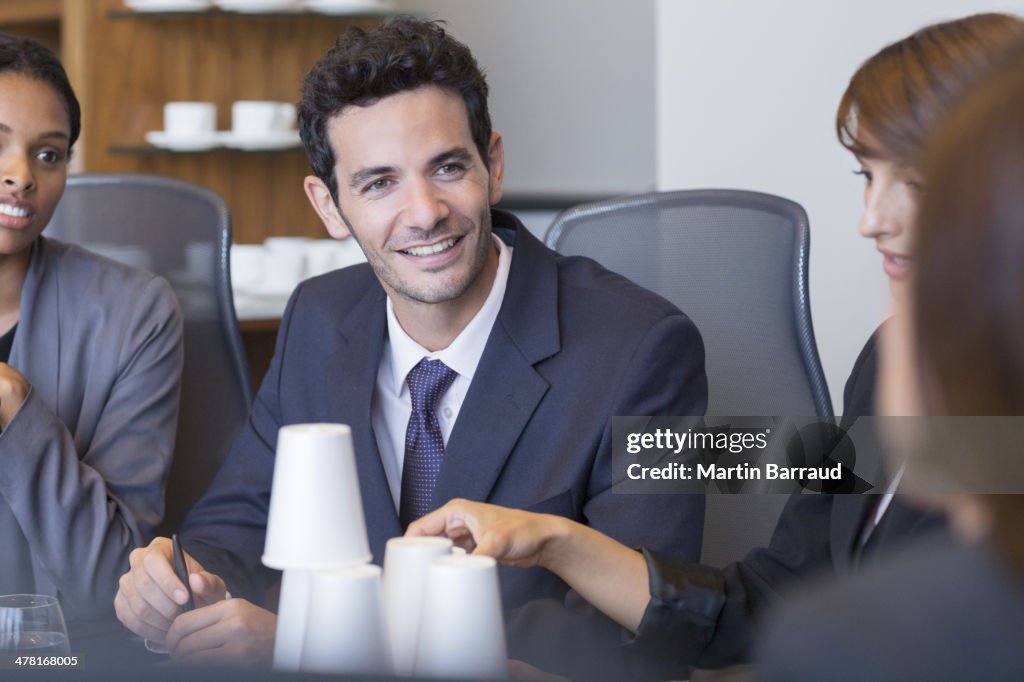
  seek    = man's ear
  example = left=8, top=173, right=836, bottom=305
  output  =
left=486, top=131, right=505, bottom=205
left=304, top=175, right=351, bottom=240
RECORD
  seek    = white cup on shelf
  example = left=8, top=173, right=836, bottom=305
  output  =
left=262, top=237, right=311, bottom=294
left=232, top=100, right=297, bottom=136
left=230, top=243, right=266, bottom=292
left=163, top=101, right=217, bottom=137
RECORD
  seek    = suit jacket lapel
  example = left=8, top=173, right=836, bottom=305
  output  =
left=324, top=282, right=403, bottom=558
left=10, top=239, right=61, bottom=417
left=433, top=216, right=560, bottom=505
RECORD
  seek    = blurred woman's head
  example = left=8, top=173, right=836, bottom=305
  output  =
left=0, top=34, right=77, bottom=264
left=883, top=37, right=1024, bottom=577
left=836, top=13, right=1024, bottom=297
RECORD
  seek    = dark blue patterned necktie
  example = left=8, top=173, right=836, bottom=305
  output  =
left=399, top=358, right=457, bottom=528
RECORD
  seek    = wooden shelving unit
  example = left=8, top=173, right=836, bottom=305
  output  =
left=0, top=0, right=62, bottom=53
left=18, top=0, right=392, bottom=244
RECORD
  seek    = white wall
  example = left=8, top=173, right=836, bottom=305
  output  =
left=656, top=0, right=1022, bottom=411
left=396, top=0, right=657, bottom=197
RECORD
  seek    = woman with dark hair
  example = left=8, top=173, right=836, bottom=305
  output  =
left=407, top=13, right=1024, bottom=676
left=757, top=37, right=1024, bottom=680
left=0, top=33, right=182, bottom=620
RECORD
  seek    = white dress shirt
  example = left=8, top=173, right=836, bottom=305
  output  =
left=372, top=234, right=513, bottom=509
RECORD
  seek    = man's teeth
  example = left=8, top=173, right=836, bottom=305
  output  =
left=404, top=238, right=457, bottom=256
left=890, top=255, right=910, bottom=265
left=0, top=204, right=28, bottom=218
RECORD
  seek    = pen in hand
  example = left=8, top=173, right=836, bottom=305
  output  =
left=171, top=534, right=195, bottom=612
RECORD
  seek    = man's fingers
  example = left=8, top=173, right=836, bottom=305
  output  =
left=114, top=592, right=172, bottom=644
left=117, top=571, right=175, bottom=633
left=113, top=589, right=169, bottom=644
left=142, top=549, right=190, bottom=606
left=165, top=601, right=231, bottom=652
left=190, top=571, right=227, bottom=606
left=130, top=563, right=182, bottom=622
left=167, top=600, right=276, bottom=668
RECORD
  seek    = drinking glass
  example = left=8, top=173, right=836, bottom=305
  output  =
left=0, top=595, right=70, bottom=655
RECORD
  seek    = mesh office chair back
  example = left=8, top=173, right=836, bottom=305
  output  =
left=546, top=189, right=832, bottom=567
left=45, top=173, right=253, bottom=534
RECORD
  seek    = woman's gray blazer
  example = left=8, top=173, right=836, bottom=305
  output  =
left=0, top=237, right=183, bottom=619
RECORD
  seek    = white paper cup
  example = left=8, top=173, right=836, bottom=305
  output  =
left=230, top=243, right=265, bottom=291
left=382, top=537, right=453, bottom=675
left=414, top=555, right=507, bottom=680
left=263, top=424, right=371, bottom=569
left=232, top=100, right=297, bottom=135
left=163, top=101, right=216, bottom=137
left=302, top=565, right=392, bottom=675
left=273, top=568, right=311, bottom=671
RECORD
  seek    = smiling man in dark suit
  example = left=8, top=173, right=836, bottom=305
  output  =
left=114, top=17, right=706, bottom=678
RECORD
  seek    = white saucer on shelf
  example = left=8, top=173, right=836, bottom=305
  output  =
left=217, top=129, right=301, bottom=151
left=215, top=0, right=302, bottom=12
left=126, top=0, right=214, bottom=12
left=145, top=131, right=222, bottom=152
left=302, top=0, right=389, bottom=14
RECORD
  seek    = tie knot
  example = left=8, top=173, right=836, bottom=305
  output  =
left=406, top=359, right=456, bottom=413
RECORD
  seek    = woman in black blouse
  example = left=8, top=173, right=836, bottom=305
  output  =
left=408, top=12, right=1024, bottom=676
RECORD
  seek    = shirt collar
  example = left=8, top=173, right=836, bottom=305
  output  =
left=385, top=233, right=512, bottom=393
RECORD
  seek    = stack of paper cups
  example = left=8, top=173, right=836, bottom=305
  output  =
left=262, top=424, right=371, bottom=671
left=414, top=555, right=508, bottom=679
left=302, top=565, right=392, bottom=675
left=382, top=537, right=453, bottom=675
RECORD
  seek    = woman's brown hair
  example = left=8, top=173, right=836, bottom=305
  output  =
left=914, top=37, right=1024, bottom=579
left=836, top=13, right=1024, bottom=166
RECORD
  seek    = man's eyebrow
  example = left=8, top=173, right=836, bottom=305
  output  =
left=428, top=147, right=473, bottom=167
left=348, top=165, right=396, bottom=190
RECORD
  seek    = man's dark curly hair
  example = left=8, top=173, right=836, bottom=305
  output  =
left=299, top=17, right=491, bottom=202
left=0, top=32, right=81, bottom=152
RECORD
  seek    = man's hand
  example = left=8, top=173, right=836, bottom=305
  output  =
left=0, top=363, right=30, bottom=429
left=115, top=537, right=227, bottom=645
left=166, top=599, right=276, bottom=667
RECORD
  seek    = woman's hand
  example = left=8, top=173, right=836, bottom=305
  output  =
left=0, top=363, right=30, bottom=429
left=409, top=498, right=652, bottom=633
left=406, top=499, right=569, bottom=569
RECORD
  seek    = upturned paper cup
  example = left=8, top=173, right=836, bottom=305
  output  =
left=302, top=565, right=392, bottom=675
left=273, top=568, right=311, bottom=671
left=382, top=537, right=453, bottom=675
left=414, top=555, right=507, bottom=679
left=263, top=424, right=371, bottom=569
